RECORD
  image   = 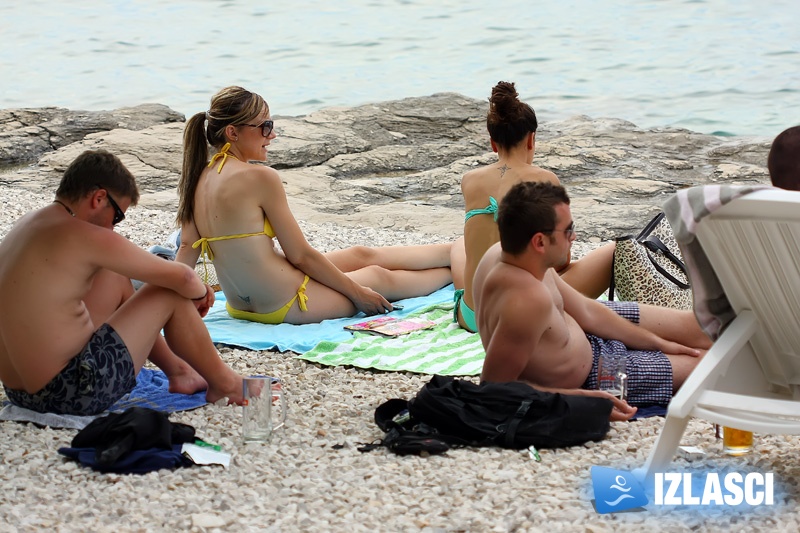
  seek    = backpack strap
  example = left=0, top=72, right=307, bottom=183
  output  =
left=365, top=397, right=453, bottom=455
left=504, top=400, right=533, bottom=447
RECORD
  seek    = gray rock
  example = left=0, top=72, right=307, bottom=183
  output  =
left=0, top=94, right=773, bottom=240
left=0, top=104, right=184, bottom=166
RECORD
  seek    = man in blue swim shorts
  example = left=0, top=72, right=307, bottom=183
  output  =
left=0, top=150, right=245, bottom=416
left=473, top=182, right=712, bottom=421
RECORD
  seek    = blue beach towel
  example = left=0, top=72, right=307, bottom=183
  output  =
left=203, top=284, right=456, bottom=353
left=109, top=367, right=207, bottom=413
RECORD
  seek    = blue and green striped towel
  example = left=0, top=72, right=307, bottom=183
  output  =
left=298, top=304, right=485, bottom=376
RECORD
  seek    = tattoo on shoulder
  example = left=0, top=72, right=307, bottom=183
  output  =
left=499, top=164, right=511, bottom=177
left=239, top=295, right=251, bottom=304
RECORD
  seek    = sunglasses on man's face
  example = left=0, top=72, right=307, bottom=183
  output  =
left=241, top=119, right=274, bottom=137
left=543, top=222, right=576, bottom=239
left=105, top=191, right=126, bottom=226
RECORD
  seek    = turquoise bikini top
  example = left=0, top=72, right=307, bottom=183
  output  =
left=464, top=196, right=498, bottom=222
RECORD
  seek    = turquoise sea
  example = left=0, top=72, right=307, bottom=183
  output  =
left=1, top=0, right=798, bottom=136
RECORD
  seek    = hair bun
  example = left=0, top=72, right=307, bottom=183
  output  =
left=489, top=81, right=521, bottom=119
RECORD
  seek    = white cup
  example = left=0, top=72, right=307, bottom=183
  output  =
left=242, top=376, right=286, bottom=443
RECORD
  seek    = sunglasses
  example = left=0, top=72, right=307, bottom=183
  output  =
left=544, top=222, right=576, bottom=239
left=240, top=119, right=274, bottom=137
left=105, top=191, right=126, bottom=226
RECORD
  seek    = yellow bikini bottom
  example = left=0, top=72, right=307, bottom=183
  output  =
left=226, top=275, right=309, bottom=324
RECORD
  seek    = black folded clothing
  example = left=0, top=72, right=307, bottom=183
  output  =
left=71, top=406, right=195, bottom=467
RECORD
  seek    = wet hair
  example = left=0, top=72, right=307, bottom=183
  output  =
left=767, top=125, right=800, bottom=191
left=177, top=86, right=268, bottom=224
left=497, top=181, right=570, bottom=255
left=486, top=81, right=538, bottom=150
left=55, top=149, right=139, bottom=205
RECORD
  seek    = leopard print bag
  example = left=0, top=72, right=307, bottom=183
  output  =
left=609, top=212, right=692, bottom=310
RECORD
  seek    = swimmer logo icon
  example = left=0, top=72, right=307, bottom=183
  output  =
left=591, top=466, right=648, bottom=514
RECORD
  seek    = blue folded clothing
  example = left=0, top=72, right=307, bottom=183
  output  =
left=58, top=445, right=193, bottom=474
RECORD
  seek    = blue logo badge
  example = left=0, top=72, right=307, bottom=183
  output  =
left=591, top=466, right=648, bottom=514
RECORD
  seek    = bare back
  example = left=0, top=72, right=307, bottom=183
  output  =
left=189, top=162, right=308, bottom=314
left=0, top=204, right=204, bottom=394
left=461, top=162, right=559, bottom=311
left=473, top=244, right=594, bottom=388
left=0, top=209, right=119, bottom=392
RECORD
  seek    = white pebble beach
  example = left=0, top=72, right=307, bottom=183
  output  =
left=1, top=185, right=798, bottom=533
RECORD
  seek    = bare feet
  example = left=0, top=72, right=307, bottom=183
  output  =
left=166, top=365, right=208, bottom=395
left=205, top=369, right=245, bottom=405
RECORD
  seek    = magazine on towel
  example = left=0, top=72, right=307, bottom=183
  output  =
left=344, top=316, right=436, bottom=337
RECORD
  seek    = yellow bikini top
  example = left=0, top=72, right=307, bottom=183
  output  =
left=194, top=142, right=276, bottom=281
left=208, top=142, right=239, bottom=173
left=192, top=217, right=276, bottom=262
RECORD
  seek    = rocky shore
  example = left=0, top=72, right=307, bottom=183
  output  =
left=0, top=92, right=773, bottom=239
left=1, top=95, right=795, bottom=533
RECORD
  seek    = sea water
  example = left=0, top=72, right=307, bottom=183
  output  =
left=1, top=0, right=798, bottom=136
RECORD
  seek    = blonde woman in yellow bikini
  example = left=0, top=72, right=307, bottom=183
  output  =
left=452, top=81, right=616, bottom=332
left=176, top=86, right=452, bottom=325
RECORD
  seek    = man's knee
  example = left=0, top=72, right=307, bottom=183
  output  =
left=669, top=352, right=703, bottom=391
left=131, top=283, right=188, bottom=307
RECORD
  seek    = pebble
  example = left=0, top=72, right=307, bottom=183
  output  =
left=191, top=513, right=226, bottom=529
left=1, top=185, right=798, bottom=531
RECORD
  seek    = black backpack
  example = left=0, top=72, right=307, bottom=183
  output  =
left=361, top=375, right=613, bottom=456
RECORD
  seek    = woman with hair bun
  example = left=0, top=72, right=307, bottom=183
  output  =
left=452, top=81, right=614, bottom=332
left=176, top=86, right=452, bottom=325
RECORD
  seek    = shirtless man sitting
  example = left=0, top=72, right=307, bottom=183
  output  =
left=473, top=181, right=711, bottom=421
left=0, top=149, right=244, bottom=415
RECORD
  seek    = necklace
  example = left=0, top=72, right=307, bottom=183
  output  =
left=53, top=200, right=75, bottom=217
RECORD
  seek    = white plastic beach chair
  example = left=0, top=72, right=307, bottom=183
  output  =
left=638, top=186, right=800, bottom=478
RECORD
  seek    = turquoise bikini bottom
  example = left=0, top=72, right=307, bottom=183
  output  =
left=453, top=289, right=478, bottom=333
